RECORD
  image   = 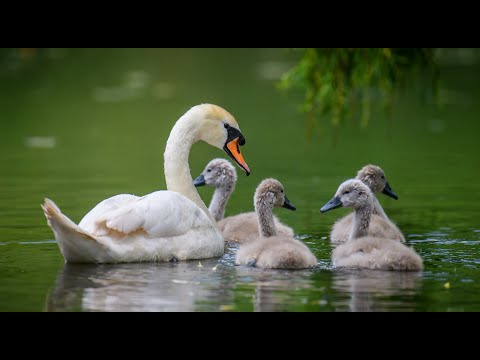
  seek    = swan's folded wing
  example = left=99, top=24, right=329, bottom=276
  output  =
left=79, top=194, right=140, bottom=234
left=98, top=191, right=212, bottom=238
left=102, top=205, right=145, bottom=234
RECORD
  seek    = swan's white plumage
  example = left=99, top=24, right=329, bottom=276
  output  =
left=81, top=192, right=206, bottom=238
left=78, top=194, right=140, bottom=235
left=43, top=191, right=223, bottom=263
left=42, top=103, right=245, bottom=264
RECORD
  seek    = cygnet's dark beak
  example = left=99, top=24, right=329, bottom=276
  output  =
left=382, top=181, right=398, bottom=200
left=282, top=195, right=296, bottom=211
left=320, top=196, right=342, bottom=213
left=193, top=174, right=206, bottom=187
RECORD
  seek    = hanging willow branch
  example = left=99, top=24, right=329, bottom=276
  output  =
left=279, top=48, right=439, bottom=138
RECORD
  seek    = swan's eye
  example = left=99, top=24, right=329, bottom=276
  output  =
left=224, top=123, right=230, bottom=129
left=207, top=169, right=211, bottom=172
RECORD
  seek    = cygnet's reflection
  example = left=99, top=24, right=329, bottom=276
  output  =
left=331, top=269, right=423, bottom=312
left=234, top=267, right=316, bottom=312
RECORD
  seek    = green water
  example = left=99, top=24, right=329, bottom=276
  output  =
left=1, top=48, right=479, bottom=312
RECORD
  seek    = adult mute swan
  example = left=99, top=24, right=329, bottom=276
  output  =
left=235, top=179, right=317, bottom=269
left=193, top=158, right=294, bottom=242
left=42, top=104, right=251, bottom=264
left=330, top=164, right=405, bottom=245
left=320, top=179, right=422, bottom=271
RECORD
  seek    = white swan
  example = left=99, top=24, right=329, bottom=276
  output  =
left=42, top=104, right=251, bottom=264
left=320, top=179, right=423, bottom=271
left=193, top=158, right=294, bottom=242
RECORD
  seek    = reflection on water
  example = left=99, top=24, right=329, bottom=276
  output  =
left=45, top=245, right=428, bottom=312
left=46, top=259, right=230, bottom=312
left=331, top=270, right=423, bottom=312
left=45, top=253, right=319, bottom=312
left=242, top=269, right=316, bottom=312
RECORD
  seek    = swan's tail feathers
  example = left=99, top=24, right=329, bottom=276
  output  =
left=42, top=199, right=77, bottom=232
left=42, top=198, right=108, bottom=263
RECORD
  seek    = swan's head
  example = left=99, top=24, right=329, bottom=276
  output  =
left=190, top=104, right=250, bottom=176
left=254, top=178, right=296, bottom=211
left=356, top=164, right=398, bottom=200
left=320, top=179, right=372, bottom=213
left=193, top=158, right=237, bottom=188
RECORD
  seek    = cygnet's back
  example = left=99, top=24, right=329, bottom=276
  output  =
left=331, top=236, right=422, bottom=271
left=331, top=214, right=404, bottom=245
left=235, top=179, right=317, bottom=269
left=330, top=164, right=405, bottom=245
left=321, top=179, right=422, bottom=271
left=236, top=235, right=317, bottom=269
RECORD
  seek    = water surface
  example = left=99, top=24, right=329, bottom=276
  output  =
left=1, top=48, right=479, bottom=311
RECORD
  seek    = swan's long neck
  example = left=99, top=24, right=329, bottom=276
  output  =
left=255, top=198, right=276, bottom=238
left=164, top=114, right=216, bottom=224
left=209, top=183, right=235, bottom=222
left=349, top=197, right=374, bottom=242
left=372, top=195, right=389, bottom=219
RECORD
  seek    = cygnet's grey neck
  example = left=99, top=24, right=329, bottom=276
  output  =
left=349, top=196, right=374, bottom=242
left=255, top=197, right=277, bottom=238
left=372, top=196, right=389, bottom=219
left=209, top=182, right=235, bottom=221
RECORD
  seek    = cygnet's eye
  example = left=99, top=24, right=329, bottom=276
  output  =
left=381, top=175, right=385, bottom=179
left=281, top=189, right=284, bottom=193
left=344, top=191, right=350, bottom=195
left=359, top=191, right=363, bottom=196
left=224, top=123, right=230, bottom=129
left=207, top=169, right=211, bottom=172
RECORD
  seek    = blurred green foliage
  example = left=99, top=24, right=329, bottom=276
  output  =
left=279, top=48, right=439, bottom=136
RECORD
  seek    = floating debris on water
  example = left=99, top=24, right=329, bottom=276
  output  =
left=24, top=136, right=56, bottom=149
left=172, top=279, right=189, bottom=284
left=197, top=261, right=203, bottom=268
left=444, top=282, right=451, bottom=289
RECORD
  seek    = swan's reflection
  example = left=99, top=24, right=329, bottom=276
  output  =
left=46, top=258, right=237, bottom=312
left=46, top=255, right=317, bottom=312
left=331, top=269, right=423, bottom=312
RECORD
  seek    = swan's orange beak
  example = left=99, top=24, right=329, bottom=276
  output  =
left=225, top=137, right=250, bottom=176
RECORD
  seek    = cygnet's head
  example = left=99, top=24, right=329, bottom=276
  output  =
left=254, top=178, right=296, bottom=211
left=320, top=179, right=372, bottom=213
left=356, top=164, right=398, bottom=200
left=193, top=158, right=237, bottom=188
